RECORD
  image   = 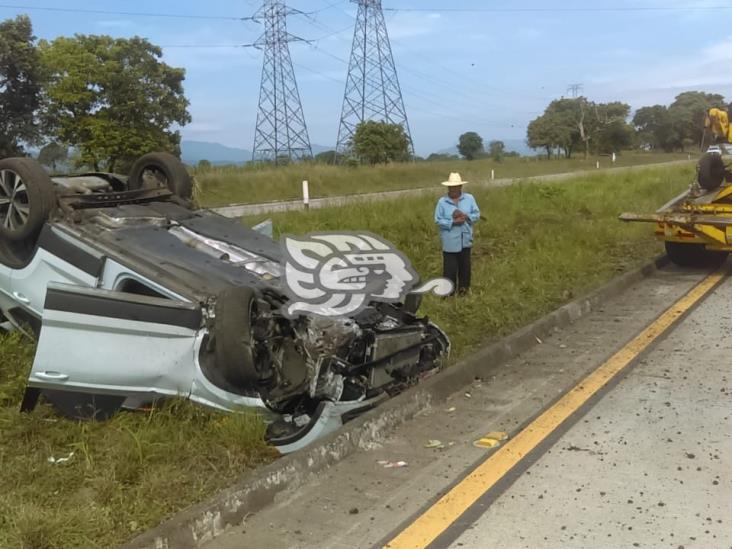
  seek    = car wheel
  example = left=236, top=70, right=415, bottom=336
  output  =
left=214, top=287, right=262, bottom=387
left=0, top=158, right=56, bottom=243
left=42, top=390, right=125, bottom=421
left=697, top=153, right=726, bottom=191
left=665, top=241, right=728, bottom=267
left=127, top=152, right=193, bottom=199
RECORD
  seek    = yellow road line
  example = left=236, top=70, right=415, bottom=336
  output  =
left=385, top=271, right=725, bottom=549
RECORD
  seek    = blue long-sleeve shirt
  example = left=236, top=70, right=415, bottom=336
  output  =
left=434, top=192, right=481, bottom=253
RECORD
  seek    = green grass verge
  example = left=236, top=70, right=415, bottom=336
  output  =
left=196, top=151, right=692, bottom=207
left=0, top=330, right=276, bottom=548
left=247, top=164, right=691, bottom=359
left=0, top=163, right=690, bottom=547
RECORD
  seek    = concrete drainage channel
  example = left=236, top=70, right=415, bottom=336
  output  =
left=125, top=256, right=669, bottom=549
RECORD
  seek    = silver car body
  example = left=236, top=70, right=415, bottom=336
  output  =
left=1, top=167, right=449, bottom=453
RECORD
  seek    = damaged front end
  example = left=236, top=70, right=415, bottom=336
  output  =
left=200, top=284, right=449, bottom=450
left=181, top=230, right=450, bottom=450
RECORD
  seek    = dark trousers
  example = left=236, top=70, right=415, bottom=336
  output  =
left=443, top=247, right=471, bottom=294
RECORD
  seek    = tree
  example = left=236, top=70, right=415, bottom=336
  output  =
left=457, top=132, right=484, bottom=160
left=488, top=140, right=505, bottom=162
left=527, top=100, right=579, bottom=158
left=667, top=91, right=726, bottom=149
left=527, top=116, right=558, bottom=158
left=314, top=150, right=342, bottom=164
left=527, top=97, right=634, bottom=158
left=350, top=121, right=410, bottom=165
left=0, top=15, right=44, bottom=157
left=426, top=153, right=459, bottom=162
left=197, top=159, right=212, bottom=171
left=40, top=35, right=191, bottom=172
left=633, top=105, right=678, bottom=151
left=38, top=142, right=68, bottom=170
left=593, top=102, right=634, bottom=154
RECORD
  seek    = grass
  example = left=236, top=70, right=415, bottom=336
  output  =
left=0, top=330, right=276, bottom=548
left=196, top=151, right=692, bottom=207
left=247, top=164, right=693, bottom=359
left=0, top=163, right=691, bottom=547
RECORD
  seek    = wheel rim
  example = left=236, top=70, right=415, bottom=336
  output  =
left=0, top=169, right=30, bottom=233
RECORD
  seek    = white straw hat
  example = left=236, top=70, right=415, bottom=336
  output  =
left=441, top=172, right=468, bottom=187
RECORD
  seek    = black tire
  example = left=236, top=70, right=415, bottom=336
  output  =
left=213, top=287, right=261, bottom=388
left=0, top=157, right=56, bottom=242
left=697, top=153, right=726, bottom=191
left=42, top=390, right=125, bottom=421
left=665, top=241, right=728, bottom=267
left=127, top=152, right=193, bottom=199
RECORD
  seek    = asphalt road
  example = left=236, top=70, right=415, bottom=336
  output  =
left=205, top=264, right=730, bottom=549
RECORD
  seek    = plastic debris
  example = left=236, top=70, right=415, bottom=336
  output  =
left=446, top=406, right=457, bottom=413
left=47, top=452, right=75, bottom=465
left=464, top=392, right=472, bottom=399
left=535, top=336, right=543, bottom=344
left=425, top=439, right=445, bottom=450
left=377, top=460, right=408, bottom=468
left=473, top=431, right=509, bottom=449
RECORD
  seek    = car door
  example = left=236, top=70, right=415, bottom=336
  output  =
left=28, top=283, right=203, bottom=400
left=10, top=225, right=104, bottom=318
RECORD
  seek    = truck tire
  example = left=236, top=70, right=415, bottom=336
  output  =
left=128, top=152, right=193, bottom=199
left=665, top=241, right=728, bottom=267
left=697, top=153, right=726, bottom=191
left=0, top=157, right=56, bottom=243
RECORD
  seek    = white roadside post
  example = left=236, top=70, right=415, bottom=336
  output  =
left=491, top=169, right=495, bottom=181
left=612, top=152, right=617, bottom=164
left=596, top=160, right=600, bottom=169
left=302, top=180, right=310, bottom=211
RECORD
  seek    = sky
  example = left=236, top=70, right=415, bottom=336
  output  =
left=8, top=0, right=732, bottom=156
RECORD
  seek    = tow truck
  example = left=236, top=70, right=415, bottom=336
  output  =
left=619, top=108, right=732, bottom=266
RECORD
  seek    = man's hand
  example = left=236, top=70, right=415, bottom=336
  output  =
left=453, top=210, right=467, bottom=224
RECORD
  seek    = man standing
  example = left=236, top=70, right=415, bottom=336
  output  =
left=434, top=173, right=480, bottom=295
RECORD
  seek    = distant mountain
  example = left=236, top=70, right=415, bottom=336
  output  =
left=181, top=141, right=251, bottom=166
left=181, top=140, right=334, bottom=166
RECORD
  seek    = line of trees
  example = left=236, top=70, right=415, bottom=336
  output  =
left=0, top=15, right=190, bottom=171
left=525, top=91, right=727, bottom=159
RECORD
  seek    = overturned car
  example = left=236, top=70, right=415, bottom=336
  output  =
left=0, top=153, right=449, bottom=452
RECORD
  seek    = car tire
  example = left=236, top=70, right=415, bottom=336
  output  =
left=214, top=287, right=262, bottom=387
left=665, top=241, right=728, bottom=267
left=0, top=157, right=56, bottom=243
left=127, top=152, right=193, bottom=199
left=697, top=153, right=726, bottom=191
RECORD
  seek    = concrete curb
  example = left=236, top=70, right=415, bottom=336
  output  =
left=209, top=160, right=692, bottom=218
left=125, top=255, right=669, bottom=549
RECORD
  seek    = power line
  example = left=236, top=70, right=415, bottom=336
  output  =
left=160, top=43, right=257, bottom=48
left=383, top=5, right=732, bottom=13
left=0, top=3, right=256, bottom=20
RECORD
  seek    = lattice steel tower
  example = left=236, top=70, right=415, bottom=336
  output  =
left=252, top=0, right=312, bottom=164
left=336, top=0, right=413, bottom=156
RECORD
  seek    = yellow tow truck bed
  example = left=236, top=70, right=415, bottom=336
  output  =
left=620, top=183, right=732, bottom=266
